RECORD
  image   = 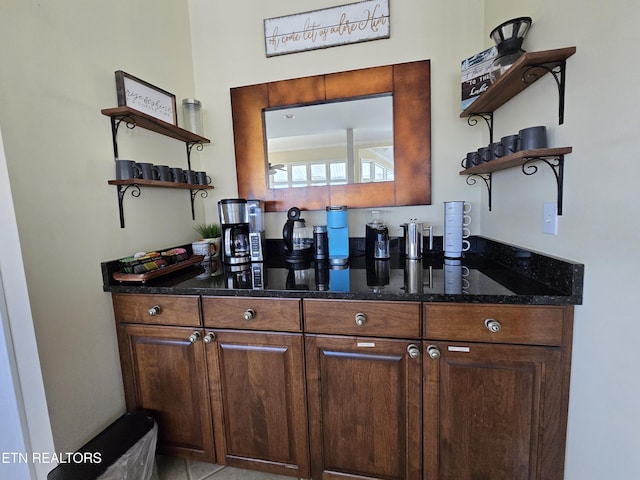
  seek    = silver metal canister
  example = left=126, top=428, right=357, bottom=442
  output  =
left=313, top=225, right=328, bottom=260
left=402, top=222, right=422, bottom=259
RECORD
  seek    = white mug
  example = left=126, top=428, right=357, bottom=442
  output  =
left=444, top=201, right=472, bottom=214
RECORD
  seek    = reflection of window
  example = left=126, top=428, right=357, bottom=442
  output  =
left=311, top=164, right=326, bottom=182
left=360, top=159, right=393, bottom=182
left=270, top=161, right=347, bottom=188
left=330, top=163, right=346, bottom=183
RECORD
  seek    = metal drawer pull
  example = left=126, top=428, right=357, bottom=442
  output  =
left=484, top=318, right=502, bottom=333
left=203, top=332, right=216, bottom=344
left=188, top=331, right=201, bottom=343
left=354, top=312, right=367, bottom=326
left=148, top=305, right=161, bottom=316
left=243, top=308, right=256, bottom=321
left=407, top=344, right=421, bottom=359
left=427, top=345, right=441, bottom=360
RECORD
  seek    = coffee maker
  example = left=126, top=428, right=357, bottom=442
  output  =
left=218, top=198, right=250, bottom=265
left=247, top=199, right=265, bottom=262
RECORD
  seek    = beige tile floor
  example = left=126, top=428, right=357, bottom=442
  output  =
left=156, top=455, right=299, bottom=480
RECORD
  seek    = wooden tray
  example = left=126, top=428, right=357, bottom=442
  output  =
left=112, top=255, right=204, bottom=283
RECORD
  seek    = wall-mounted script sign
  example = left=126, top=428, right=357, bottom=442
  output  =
left=264, top=0, right=390, bottom=57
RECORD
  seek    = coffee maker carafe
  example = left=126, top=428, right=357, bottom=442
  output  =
left=283, top=207, right=312, bottom=263
left=218, top=198, right=250, bottom=265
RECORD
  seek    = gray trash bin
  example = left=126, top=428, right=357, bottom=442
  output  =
left=47, top=411, right=157, bottom=480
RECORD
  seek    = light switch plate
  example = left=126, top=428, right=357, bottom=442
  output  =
left=543, top=202, right=558, bottom=235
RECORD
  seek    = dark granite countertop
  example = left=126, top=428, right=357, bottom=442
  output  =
left=101, top=237, right=583, bottom=305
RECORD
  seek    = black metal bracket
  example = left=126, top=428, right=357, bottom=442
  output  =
left=522, top=155, right=565, bottom=215
left=466, top=113, right=494, bottom=143
left=189, top=188, right=209, bottom=220
left=522, top=60, right=567, bottom=124
left=116, top=184, right=141, bottom=228
left=110, top=115, right=136, bottom=161
left=465, top=173, right=493, bottom=211
left=186, top=142, right=204, bottom=171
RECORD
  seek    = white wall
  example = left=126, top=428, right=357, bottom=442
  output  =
left=0, top=0, right=201, bottom=456
left=187, top=0, right=485, bottom=238
left=0, top=127, right=55, bottom=480
left=189, top=0, right=640, bottom=478
left=482, top=1, right=640, bottom=478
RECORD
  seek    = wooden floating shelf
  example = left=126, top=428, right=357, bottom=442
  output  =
left=460, top=47, right=576, bottom=118
left=108, top=179, right=214, bottom=190
left=460, top=147, right=572, bottom=175
left=102, top=106, right=211, bottom=144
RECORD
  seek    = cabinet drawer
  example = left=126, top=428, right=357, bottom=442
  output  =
left=202, top=296, right=301, bottom=332
left=304, top=299, right=421, bottom=338
left=424, top=303, right=566, bottom=346
left=112, top=294, right=201, bottom=326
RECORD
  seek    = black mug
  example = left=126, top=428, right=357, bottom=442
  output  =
left=478, top=146, right=491, bottom=163
left=169, top=167, right=184, bottom=183
left=463, top=151, right=479, bottom=169
left=488, top=142, right=501, bottom=161
left=496, top=134, right=520, bottom=157
left=153, top=165, right=171, bottom=181
left=519, top=126, right=548, bottom=150
left=136, top=162, right=154, bottom=180
left=115, top=160, right=140, bottom=180
left=197, top=171, right=211, bottom=185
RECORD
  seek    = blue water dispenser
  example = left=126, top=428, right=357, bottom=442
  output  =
left=326, top=205, right=349, bottom=266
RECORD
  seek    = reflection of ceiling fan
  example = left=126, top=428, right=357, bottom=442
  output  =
left=268, top=163, right=285, bottom=174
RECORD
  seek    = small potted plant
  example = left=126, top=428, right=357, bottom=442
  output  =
left=194, top=223, right=221, bottom=257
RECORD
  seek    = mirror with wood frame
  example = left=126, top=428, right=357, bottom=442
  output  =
left=230, top=60, right=431, bottom=212
left=264, top=94, right=394, bottom=188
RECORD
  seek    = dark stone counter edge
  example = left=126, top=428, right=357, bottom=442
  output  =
left=101, top=236, right=584, bottom=306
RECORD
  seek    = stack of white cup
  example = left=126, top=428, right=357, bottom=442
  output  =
left=444, top=201, right=471, bottom=258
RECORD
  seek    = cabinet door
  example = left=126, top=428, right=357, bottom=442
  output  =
left=206, top=330, right=309, bottom=478
left=117, top=324, right=214, bottom=462
left=306, top=335, right=422, bottom=480
left=423, top=342, right=564, bottom=480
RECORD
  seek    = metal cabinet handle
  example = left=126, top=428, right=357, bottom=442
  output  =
left=484, top=318, right=502, bottom=333
left=407, top=344, right=421, bottom=359
left=354, top=312, right=367, bottom=326
left=188, top=331, right=201, bottom=343
left=203, top=332, right=216, bottom=344
left=427, top=345, right=441, bottom=360
left=148, top=305, right=161, bottom=316
left=243, top=308, right=256, bottom=321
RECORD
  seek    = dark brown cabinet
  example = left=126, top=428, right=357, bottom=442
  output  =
left=202, top=296, right=310, bottom=478
left=110, top=293, right=575, bottom=480
left=113, top=293, right=215, bottom=462
left=304, top=299, right=423, bottom=479
left=115, top=321, right=215, bottom=462
left=423, top=303, right=573, bottom=480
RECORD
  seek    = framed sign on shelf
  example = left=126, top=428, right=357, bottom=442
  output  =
left=114, top=70, right=177, bottom=125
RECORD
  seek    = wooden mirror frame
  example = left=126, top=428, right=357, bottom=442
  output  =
left=230, top=60, right=431, bottom=212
